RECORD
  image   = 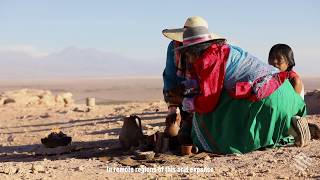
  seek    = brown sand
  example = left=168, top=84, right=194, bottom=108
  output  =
left=0, top=77, right=319, bottom=179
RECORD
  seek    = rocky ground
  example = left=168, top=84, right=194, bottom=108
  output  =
left=0, top=89, right=319, bottom=180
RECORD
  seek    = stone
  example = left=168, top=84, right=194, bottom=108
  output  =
left=277, top=175, right=289, bottom=179
left=7, top=135, right=15, bottom=142
left=152, top=126, right=160, bottom=131
left=0, top=89, right=74, bottom=108
left=134, top=150, right=155, bottom=160
left=117, top=156, right=140, bottom=167
left=73, top=107, right=89, bottom=113
left=3, top=98, right=15, bottom=105
left=145, top=124, right=153, bottom=129
left=116, top=121, right=123, bottom=125
left=75, top=166, right=85, bottom=171
left=16, top=167, right=26, bottom=174
left=31, top=164, right=46, bottom=173
left=40, top=113, right=51, bottom=118
left=0, top=166, right=18, bottom=175
left=40, top=94, right=55, bottom=106
left=60, top=92, right=74, bottom=105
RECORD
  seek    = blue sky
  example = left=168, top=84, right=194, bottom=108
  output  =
left=0, top=0, right=319, bottom=75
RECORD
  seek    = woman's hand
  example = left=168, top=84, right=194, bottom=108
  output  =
left=182, top=97, right=195, bottom=112
left=181, top=79, right=199, bottom=90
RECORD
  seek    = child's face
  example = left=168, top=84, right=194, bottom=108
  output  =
left=268, top=56, right=289, bottom=72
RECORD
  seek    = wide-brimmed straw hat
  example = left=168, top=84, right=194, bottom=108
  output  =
left=162, top=16, right=224, bottom=42
left=174, top=26, right=217, bottom=51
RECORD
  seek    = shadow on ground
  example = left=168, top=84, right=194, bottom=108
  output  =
left=0, top=111, right=167, bottom=163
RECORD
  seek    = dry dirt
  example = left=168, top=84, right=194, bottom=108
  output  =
left=0, top=78, right=319, bottom=180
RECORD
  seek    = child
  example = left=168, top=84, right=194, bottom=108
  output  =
left=269, top=44, right=320, bottom=140
left=268, top=43, right=304, bottom=99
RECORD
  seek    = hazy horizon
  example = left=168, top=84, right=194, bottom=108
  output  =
left=1, top=0, right=319, bottom=77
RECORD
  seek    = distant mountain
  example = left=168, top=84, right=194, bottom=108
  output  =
left=0, top=47, right=164, bottom=79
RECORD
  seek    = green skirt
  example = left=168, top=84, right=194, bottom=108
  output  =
left=191, top=80, right=306, bottom=154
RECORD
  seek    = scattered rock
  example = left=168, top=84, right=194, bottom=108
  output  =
left=40, top=113, right=51, bottom=118
left=31, top=164, right=46, bottom=173
left=75, top=166, right=85, bottom=172
left=16, top=167, right=26, bottom=174
left=73, top=107, right=90, bottom=113
left=277, top=175, right=289, bottom=179
left=192, top=152, right=211, bottom=160
left=0, top=166, right=18, bottom=175
left=267, top=159, right=276, bottom=163
left=116, top=121, right=123, bottom=125
left=98, top=156, right=112, bottom=162
left=56, top=110, right=69, bottom=114
left=145, top=124, right=153, bottom=129
left=116, top=156, right=140, bottom=167
left=7, top=135, right=15, bottom=142
left=3, top=98, right=15, bottom=105
left=0, top=89, right=74, bottom=107
left=152, top=126, right=160, bottom=131
left=259, top=169, right=270, bottom=173
left=39, top=92, right=55, bottom=106
left=305, top=89, right=320, bottom=114
left=247, top=172, right=255, bottom=176
left=134, top=150, right=155, bottom=160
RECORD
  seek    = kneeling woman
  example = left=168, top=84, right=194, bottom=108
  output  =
left=177, top=26, right=310, bottom=154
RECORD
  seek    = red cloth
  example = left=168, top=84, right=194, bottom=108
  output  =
left=278, top=70, right=300, bottom=84
left=228, top=72, right=289, bottom=102
left=192, top=44, right=297, bottom=114
left=288, top=70, right=299, bottom=79
left=193, top=43, right=230, bottom=113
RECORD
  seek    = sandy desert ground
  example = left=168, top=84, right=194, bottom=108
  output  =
left=0, top=77, right=319, bottom=180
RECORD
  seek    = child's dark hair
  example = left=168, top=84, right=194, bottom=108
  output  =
left=268, top=44, right=295, bottom=71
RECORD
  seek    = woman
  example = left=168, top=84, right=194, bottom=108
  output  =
left=177, top=26, right=310, bottom=154
left=162, top=17, right=224, bottom=145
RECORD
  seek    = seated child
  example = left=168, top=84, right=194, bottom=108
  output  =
left=269, top=43, right=320, bottom=140
left=268, top=43, right=304, bottom=99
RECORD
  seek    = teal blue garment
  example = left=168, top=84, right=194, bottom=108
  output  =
left=162, top=41, right=185, bottom=92
left=224, top=45, right=279, bottom=91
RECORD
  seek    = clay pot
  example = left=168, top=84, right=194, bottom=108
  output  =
left=164, top=113, right=181, bottom=137
left=181, top=145, right=193, bottom=156
left=119, top=115, right=144, bottom=150
left=165, top=123, right=180, bottom=137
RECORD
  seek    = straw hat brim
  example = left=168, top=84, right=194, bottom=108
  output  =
left=162, top=28, right=225, bottom=42
left=174, top=39, right=217, bottom=51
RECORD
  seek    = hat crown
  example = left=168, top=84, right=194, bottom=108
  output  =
left=184, top=16, right=208, bottom=28
left=183, top=26, right=210, bottom=40
left=179, top=26, right=212, bottom=49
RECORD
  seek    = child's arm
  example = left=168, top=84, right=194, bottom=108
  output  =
left=290, top=76, right=303, bottom=95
